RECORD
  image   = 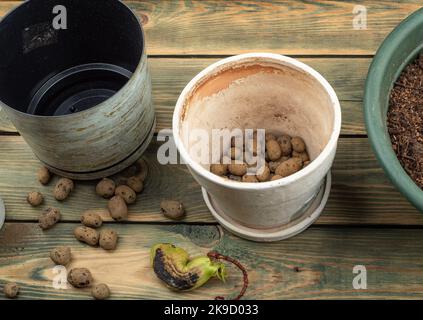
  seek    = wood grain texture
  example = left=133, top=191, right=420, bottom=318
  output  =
left=0, top=1, right=419, bottom=55
left=100, top=0, right=422, bottom=55
left=1, top=222, right=423, bottom=300
left=0, top=0, right=421, bottom=302
left=0, top=135, right=421, bottom=225
left=0, top=57, right=369, bottom=134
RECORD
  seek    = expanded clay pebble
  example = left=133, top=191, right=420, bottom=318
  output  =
left=91, top=283, right=110, bottom=300
left=210, top=132, right=310, bottom=182
left=3, top=283, right=19, bottom=299
left=99, top=229, right=118, bottom=250
left=67, top=268, right=93, bottom=288
left=256, top=166, right=271, bottom=182
left=242, top=175, right=258, bottom=183
left=39, top=207, right=61, bottom=230
left=27, top=191, right=44, bottom=207
left=277, top=135, right=292, bottom=156
left=160, top=200, right=185, bottom=220
left=50, top=246, right=72, bottom=265
left=81, top=212, right=103, bottom=228
left=291, top=137, right=306, bottom=153
left=96, top=178, right=115, bottom=199
left=107, top=195, right=128, bottom=221
left=228, top=162, right=248, bottom=176
left=54, top=178, right=74, bottom=201
left=268, top=157, right=289, bottom=173
left=37, top=167, right=51, bottom=185
left=74, top=226, right=100, bottom=246
left=275, top=157, right=303, bottom=177
left=292, top=150, right=310, bottom=162
left=266, top=140, right=282, bottom=161
left=127, top=176, right=144, bottom=193
left=210, top=164, right=228, bottom=176
left=115, top=185, right=136, bottom=205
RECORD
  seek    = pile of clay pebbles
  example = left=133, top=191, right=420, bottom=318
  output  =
left=210, top=131, right=310, bottom=182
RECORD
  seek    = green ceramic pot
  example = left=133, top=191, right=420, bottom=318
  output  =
left=364, top=8, right=423, bottom=212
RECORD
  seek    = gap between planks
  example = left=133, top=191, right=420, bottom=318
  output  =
left=6, top=219, right=423, bottom=231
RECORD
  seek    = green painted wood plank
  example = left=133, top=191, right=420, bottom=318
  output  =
left=0, top=135, right=421, bottom=225
left=1, top=222, right=423, bottom=299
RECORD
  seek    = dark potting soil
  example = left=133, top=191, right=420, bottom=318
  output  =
left=387, top=54, right=423, bottom=189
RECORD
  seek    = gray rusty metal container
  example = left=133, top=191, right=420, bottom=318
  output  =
left=0, top=0, right=155, bottom=180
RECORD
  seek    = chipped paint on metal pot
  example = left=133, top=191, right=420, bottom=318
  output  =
left=0, top=0, right=155, bottom=180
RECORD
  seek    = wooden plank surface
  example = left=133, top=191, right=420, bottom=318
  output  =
left=0, top=57, right=369, bottom=134
left=105, top=0, right=423, bottom=55
left=0, top=135, right=421, bottom=225
left=1, top=222, right=423, bottom=300
left=0, top=0, right=422, bottom=301
left=0, top=1, right=420, bottom=55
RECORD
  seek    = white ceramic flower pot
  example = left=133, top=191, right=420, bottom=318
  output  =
left=173, top=53, right=341, bottom=241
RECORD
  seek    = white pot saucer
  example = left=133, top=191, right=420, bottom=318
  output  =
left=202, top=172, right=332, bottom=242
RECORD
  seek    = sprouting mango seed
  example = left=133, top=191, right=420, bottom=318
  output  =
left=151, top=243, right=226, bottom=291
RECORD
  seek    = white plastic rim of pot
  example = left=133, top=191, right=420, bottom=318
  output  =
left=173, top=53, right=341, bottom=231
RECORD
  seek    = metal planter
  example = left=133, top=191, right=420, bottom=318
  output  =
left=0, top=0, right=155, bottom=180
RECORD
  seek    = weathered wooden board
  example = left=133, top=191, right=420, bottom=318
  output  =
left=0, top=57, right=369, bottom=134
left=111, top=0, right=423, bottom=55
left=1, top=222, right=423, bottom=300
left=0, top=135, right=421, bottom=225
left=0, top=1, right=419, bottom=55
left=0, top=0, right=420, bottom=302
